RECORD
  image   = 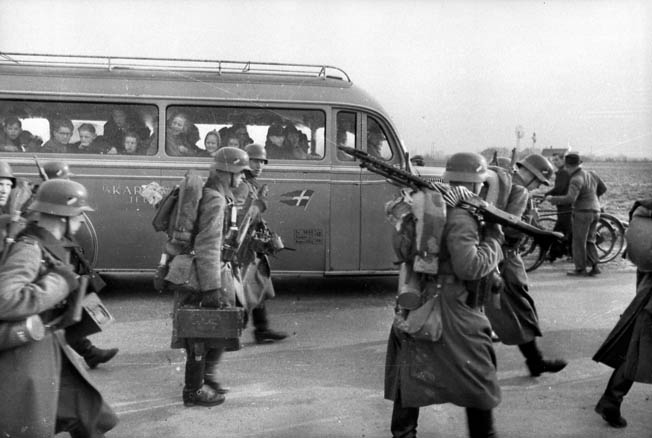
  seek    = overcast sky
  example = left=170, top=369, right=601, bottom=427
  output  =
left=1, top=0, right=650, bottom=158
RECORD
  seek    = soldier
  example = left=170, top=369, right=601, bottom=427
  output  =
left=385, top=152, right=503, bottom=438
left=593, top=198, right=652, bottom=428
left=234, top=143, right=288, bottom=344
left=170, top=147, right=250, bottom=407
left=0, top=160, right=15, bottom=214
left=484, top=153, right=568, bottom=377
left=0, top=179, right=118, bottom=437
left=34, top=161, right=120, bottom=369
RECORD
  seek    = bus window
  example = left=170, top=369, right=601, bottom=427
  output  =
left=0, top=99, right=157, bottom=155
left=166, top=105, right=326, bottom=160
left=366, top=116, right=393, bottom=161
left=336, top=111, right=356, bottom=161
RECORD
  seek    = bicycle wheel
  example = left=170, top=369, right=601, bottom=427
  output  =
left=520, top=217, right=556, bottom=272
left=597, top=213, right=626, bottom=263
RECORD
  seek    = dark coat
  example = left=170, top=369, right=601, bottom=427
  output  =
left=593, top=272, right=652, bottom=383
left=385, top=207, right=502, bottom=409
left=170, top=177, right=233, bottom=349
left=485, top=183, right=542, bottom=345
left=0, top=225, right=117, bottom=437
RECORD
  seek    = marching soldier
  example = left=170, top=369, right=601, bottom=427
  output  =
left=385, top=152, right=503, bottom=438
left=0, top=179, right=118, bottom=437
left=234, top=143, right=288, bottom=344
left=36, top=161, right=119, bottom=369
left=170, top=147, right=250, bottom=407
left=484, top=154, right=568, bottom=377
left=593, top=198, right=652, bottom=428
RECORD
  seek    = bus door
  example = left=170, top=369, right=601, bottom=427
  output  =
left=359, top=115, right=402, bottom=272
left=328, top=110, right=361, bottom=272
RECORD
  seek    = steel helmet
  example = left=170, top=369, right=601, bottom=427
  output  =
left=625, top=205, right=652, bottom=272
left=212, top=147, right=251, bottom=174
left=0, top=161, right=16, bottom=187
left=43, top=161, right=74, bottom=180
left=443, top=152, right=489, bottom=183
left=245, top=143, right=268, bottom=163
left=28, top=179, right=94, bottom=217
left=516, top=154, right=554, bottom=186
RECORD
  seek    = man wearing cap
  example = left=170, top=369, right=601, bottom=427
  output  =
left=545, top=152, right=607, bottom=276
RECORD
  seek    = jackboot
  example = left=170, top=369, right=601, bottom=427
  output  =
left=204, top=348, right=228, bottom=394
left=518, top=340, right=567, bottom=377
left=466, top=407, right=497, bottom=438
left=252, top=305, right=287, bottom=344
left=182, top=384, right=225, bottom=407
left=594, top=364, right=632, bottom=428
left=83, top=346, right=119, bottom=369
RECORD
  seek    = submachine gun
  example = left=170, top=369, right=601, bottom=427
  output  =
left=337, top=146, right=563, bottom=249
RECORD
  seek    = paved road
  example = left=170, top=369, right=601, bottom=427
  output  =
left=59, top=259, right=652, bottom=438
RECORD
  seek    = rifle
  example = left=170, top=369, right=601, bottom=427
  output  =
left=338, top=145, right=563, bottom=245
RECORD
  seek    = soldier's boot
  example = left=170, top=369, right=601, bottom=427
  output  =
left=466, top=407, right=497, bottom=438
left=83, top=346, right=119, bottom=369
left=252, top=305, right=288, bottom=344
left=182, top=384, right=225, bottom=407
left=519, top=340, right=567, bottom=377
left=204, top=349, right=229, bottom=395
left=594, top=365, right=632, bottom=428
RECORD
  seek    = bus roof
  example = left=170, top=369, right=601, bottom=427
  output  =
left=0, top=52, right=390, bottom=117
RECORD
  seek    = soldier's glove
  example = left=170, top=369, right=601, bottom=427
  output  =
left=483, top=222, right=505, bottom=245
left=50, top=262, right=80, bottom=293
left=200, top=288, right=228, bottom=308
left=153, top=264, right=169, bottom=292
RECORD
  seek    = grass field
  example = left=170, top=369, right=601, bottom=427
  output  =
left=582, top=161, right=652, bottom=221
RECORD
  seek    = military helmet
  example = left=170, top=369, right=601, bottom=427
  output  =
left=43, top=161, right=74, bottom=180
left=0, top=161, right=16, bottom=187
left=28, top=179, right=94, bottom=217
left=516, top=154, right=554, bottom=186
left=245, top=143, right=268, bottom=163
left=625, top=206, right=652, bottom=272
left=212, top=147, right=251, bottom=174
left=443, top=152, right=489, bottom=183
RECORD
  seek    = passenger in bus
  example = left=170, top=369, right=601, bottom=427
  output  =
left=200, top=130, right=221, bottom=157
left=367, top=123, right=386, bottom=158
left=264, top=123, right=285, bottom=158
left=231, top=122, right=254, bottom=149
left=277, top=124, right=307, bottom=160
left=0, top=116, right=42, bottom=152
left=335, top=128, right=354, bottom=161
left=165, top=112, right=201, bottom=156
left=103, top=107, right=150, bottom=151
left=222, top=131, right=242, bottom=149
left=69, top=123, right=110, bottom=154
left=41, top=118, right=74, bottom=154
left=122, top=131, right=144, bottom=155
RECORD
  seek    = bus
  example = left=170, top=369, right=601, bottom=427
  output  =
left=0, top=52, right=443, bottom=277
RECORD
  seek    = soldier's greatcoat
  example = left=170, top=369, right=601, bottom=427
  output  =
left=170, top=177, right=233, bottom=349
left=484, top=179, right=542, bottom=345
left=593, top=272, right=652, bottom=383
left=233, top=176, right=275, bottom=311
left=0, top=225, right=117, bottom=437
left=385, top=207, right=502, bottom=409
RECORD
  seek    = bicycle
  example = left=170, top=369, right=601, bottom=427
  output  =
left=518, top=195, right=627, bottom=272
